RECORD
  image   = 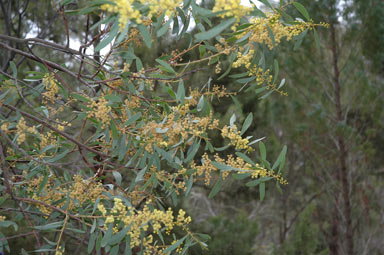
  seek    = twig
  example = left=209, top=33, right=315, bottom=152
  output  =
left=90, top=67, right=207, bottom=84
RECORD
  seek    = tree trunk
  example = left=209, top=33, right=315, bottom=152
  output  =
left=330, top=23, right=354, bottom=255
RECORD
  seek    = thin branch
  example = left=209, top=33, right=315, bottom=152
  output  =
left=15, top=197, right=91, bottom=227
left=90, top=67, right=207, bottom=84
left=0, top=231, right=36, bottom=241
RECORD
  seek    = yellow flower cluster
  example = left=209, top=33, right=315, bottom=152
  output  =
left=252, top=67, right=273, bottom=85
left=42, top=73, right=59, bottom=103
left=139, top=0, right=182, bottom=17
left=97, top=198, right=191, bottom=251
left=147, top=167, right=187, bottom=194
left=38, top=131, right=56, bottom=152
left=123, top=97, right=141, bottom=110
left=0, top=122, right=9, bottom=132
left=238, top=13, right=312, bottom=50
left=232, top=49, right=255, bottom=70
left=87, top=97, right=111, bottom=128
left=213, top=0, right=251, bottom=26
left=0, top=215, right=6, bottom=221
left=101, top=0, right=182, bottom=29
left=215, top=39, right=232, bottom=56
left=232, top=50, right=274, bottom=87
left=191, top=153, right=288, bottom=185
left=221, top=125, right=253, bottom=151
left=171, top=239, right=184, bottom=254
left=16, top=117, right=38, bottom=144
left=140, top=103, right=219, bottom=152
left=122, top=28, right=142, bottom=48
left=101, top=0, right=141, bottom=29
left=211, top=84, right=235, bottom=99
left=27, top=175, right=106, bottom=215
left=191, top=153, right=216, bottom=185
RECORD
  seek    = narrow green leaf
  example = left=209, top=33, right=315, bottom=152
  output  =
left=258, top=0, right=273, bottom=9
left=293, top=2, right=310, bottom=21
left=0, top=221, right=18, bottom=231
left=240, top=113, right=253, bottom=135
left=211, top=161, right=237, bottom=171
left=155, top=147, right=174, bottom=165
left=199, top=45, right=206, bottom=57
left=9, top=61, right=17, bottom=78
left=233, top=173, right=251, bottom=180
left=195, top=18, right=236, bottom=41
left=185, top=139, right=201, bottom=163
left=112, top=171, right=122, bottom=185
left=138, top=24, right=152, bottom=48
left=246, top=176, right=272, bottom=187
left=125, top=237, right=132, bottom=255
left=272, top=145, right=287, bottom=171
left=88, top=231, right=97, bottom=253
left=192, top=3, right=212, bottom=15
left=157, top=18, right=172, bottom=37
left=235, top=152, right=255, bottom=165
left=38, top=174, right=49, bottom=194
left=124, top=112, right=141, bottom=126
left=156, top=59, right=176, bottom=74
left=110, top=245, right=119, bottom=255
left=278, top=155, right=286, bottom=174
left=95, top=20, right=119, bottom=52
left=135, top=166, right=147, bottom=182
left=214, top=144, right=230, bottom=152
left=277, top=9, right=295, bottom=23
left=118, top=134, right=127, bottom=161
left=163, top=236, right=187, bottom=253
left=176, top=80, right=185, bottom=104
left=276, top=182, right=283, bottom=194
left=259, top=141, right=266, bottom=160
left=33, top=221, right=63, bottom=230
left=230, top=113, right=236, bottom=126
left=197, top=95, right=204, bottom=112
left=72, top=93, right=91, bottom=103
left=293, top=28, right=308, bottom=50
left=266, top=24, right=275, bottom=49
left=218, top=52, right=236, bottom=80
left=110, top=227, right=129, bottom=245
left=273, top=59, right=279, bottom=84
left=208, top=175, right=223, bottom=198
left=177, top=7, right=186, bottom=24
left=101, top=224, right=114, bottom=247
left=172, top=16, right=180, bottom=34
left=96, top=231, right=102, bottom=251
left=46, top=149, right=69, bottom=163
left=115, top=22, right=130, bottom=46
left=260, top=182, right=265, bottom=200
left=313, top=28, right=320, bottom=52
left=236, top=76, right=256, bottom=84
left=185, top=175, right=193, bottom=196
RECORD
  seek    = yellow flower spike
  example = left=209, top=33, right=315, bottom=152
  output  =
left=42, top=73, right=60, bottom=103
left=213, top=0, right=251, bottom=26
left=221, top=125, right=252, bottom=151
left=87, top=97, right=111, bottom=129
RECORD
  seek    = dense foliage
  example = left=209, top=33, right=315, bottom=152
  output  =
left=0, top=0, right=330, bottom=254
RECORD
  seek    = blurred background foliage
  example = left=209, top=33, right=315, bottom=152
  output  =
left=1, top=0, right=383, bottom=254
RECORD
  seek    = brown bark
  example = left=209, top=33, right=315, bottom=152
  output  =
left=330, top=23, right=354, bottom=255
